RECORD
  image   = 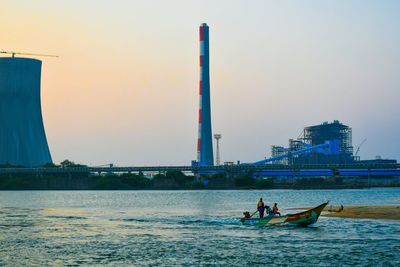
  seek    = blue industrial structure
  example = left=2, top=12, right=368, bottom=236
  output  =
left=269, top=121, right=356, bottom=165
left=251, top=140, right=340, bottom=165
left=196, top=23, right=214, bottom=166
left=296, top=120, right=353, bottom=164
left=0, top=57, right=52, bottom=166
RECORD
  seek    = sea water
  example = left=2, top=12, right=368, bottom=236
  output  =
left=0, top=188, right=399, bottom=266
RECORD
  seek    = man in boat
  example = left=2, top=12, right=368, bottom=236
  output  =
left=265, top=205, right=273, bottom=216
left=257, top=198, right=265, bottom=218
left=272, top=203, right=281, bottom=216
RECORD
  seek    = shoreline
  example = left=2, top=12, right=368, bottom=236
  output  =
left=1, top=186, right=399, bottom=191
left=290, top=205, right=400, bottom=220
left=1, top=172, right=399, bottom=190
left=0, top=185, right=399, bottom=191
left=0, top=178, right=399, bottom=190
left=323, top=205, right=400, bottom=220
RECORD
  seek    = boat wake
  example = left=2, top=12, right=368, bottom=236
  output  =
left=109, top=216, right=240, bottom=227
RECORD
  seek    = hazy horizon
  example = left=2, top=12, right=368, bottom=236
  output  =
left=1, top=0, right=399, bottom=166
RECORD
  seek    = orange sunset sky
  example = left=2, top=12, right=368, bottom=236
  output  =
left=1, top=1, right=399, bottom=165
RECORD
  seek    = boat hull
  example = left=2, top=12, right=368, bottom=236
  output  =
left=241, top=202, right=328, bottom=226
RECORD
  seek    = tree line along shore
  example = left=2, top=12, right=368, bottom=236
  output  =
left=1, top=170, right=399, bottom=190
left=1, top=160, right=399, bottom=190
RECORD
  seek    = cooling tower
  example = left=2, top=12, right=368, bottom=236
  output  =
left=0, top=57, right=52, bottom=167
left=196, top=23, right=214, bottom=166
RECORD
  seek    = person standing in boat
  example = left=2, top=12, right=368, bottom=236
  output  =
left=257, top=198, right=265, bottom=218
left=273, top=203, right=281, bottom=216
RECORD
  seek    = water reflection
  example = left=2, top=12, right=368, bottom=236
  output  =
left=0, top=189, right=399, bottom=265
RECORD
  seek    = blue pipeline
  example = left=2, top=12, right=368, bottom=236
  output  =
left=250, top=140, right=339, bottom=166
left=255, top=170, right=334, bottom=177
left=254, top=169, right=400, bottom=177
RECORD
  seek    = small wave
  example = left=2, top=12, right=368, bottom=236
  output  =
left=178, top=218, right=240, bottom=226
left=122, top=218, right=150, bottom=222
left=0, top=223, right=34, bottom=227
left=5, top=214, right=28, bottom=218
left=109, top=218, right=156, bottom=223
left=47, top=215, right=87, bottom=220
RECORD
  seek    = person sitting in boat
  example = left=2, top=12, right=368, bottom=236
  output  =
left=265, top=205, right=273, bottom=216
left=272, top=203, right=281, bottom=216
left=243, top=211, right=251, bottom=219
left=257, top=198, right=265, bottom=218
left=240, top=211, right=252, bottom=222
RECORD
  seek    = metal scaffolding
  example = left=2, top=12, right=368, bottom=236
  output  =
left=302, top=120, right=353, bottom=155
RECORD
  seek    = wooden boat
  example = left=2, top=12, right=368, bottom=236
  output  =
left=240, top=202, right=329, bottom=226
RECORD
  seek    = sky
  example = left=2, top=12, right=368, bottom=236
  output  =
left=1, top=0, right=399, bottom=166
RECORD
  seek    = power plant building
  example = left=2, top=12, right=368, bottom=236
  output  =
left=0, top=57, right=52, bottom=167
left=271, top=121, right=354, bottom=165
left=303, top=120, right=353, bottom=155
left=271, top=145, right=288, bottom=165
left=296, top=120, right=353, bottom=164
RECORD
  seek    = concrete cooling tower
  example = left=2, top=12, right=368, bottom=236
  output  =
left=0, top=57, right=52, bottom=167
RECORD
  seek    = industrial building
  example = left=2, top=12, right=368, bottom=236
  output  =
left=0, top=57, right=52, bottom=167
left=269, top=120, right=392, bottom=165
left=271, top=145, right=288, bottom=165
left=294, top=120, right=354, bottom=164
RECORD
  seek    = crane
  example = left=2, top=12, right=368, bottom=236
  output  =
left=0, top=50, right=58, bottom=58
left=354, top=138, right=367, bottom=157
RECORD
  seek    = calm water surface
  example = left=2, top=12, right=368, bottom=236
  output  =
left=0, top=188, right=399, bottom=266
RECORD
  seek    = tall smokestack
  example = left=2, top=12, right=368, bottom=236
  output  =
left=197, top=23, right=214, bottom=166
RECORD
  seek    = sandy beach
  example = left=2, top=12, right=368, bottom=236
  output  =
left=323, top=205, right=400, bottom=220
left=287, top=205, right=400, bottom=220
